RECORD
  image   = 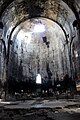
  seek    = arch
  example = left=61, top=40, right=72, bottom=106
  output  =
left=0, top=0, right=79, bottom=96
left=2, top=0, right=76, bottom=38
left=9, top=17, right=70, bottom=79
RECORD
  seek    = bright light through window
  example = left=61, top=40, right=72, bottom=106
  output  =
left=33, top=23, right=45, bottom=33
left=36, top=74, right=42, bottom=84
left=74, top=50, right=78, bottom=58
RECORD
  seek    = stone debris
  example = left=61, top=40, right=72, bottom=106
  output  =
left=0, top=107, right=79, bottom=120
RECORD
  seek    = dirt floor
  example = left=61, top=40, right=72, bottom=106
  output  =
left=0, top=107, right=80, bottom=120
